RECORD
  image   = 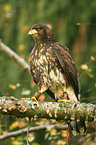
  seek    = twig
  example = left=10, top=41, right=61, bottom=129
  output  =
left=0, top=41, right=30, bottom=74
left=0, top=124, right=68, bottom=141
left=27, top=117, right=32, bottom=145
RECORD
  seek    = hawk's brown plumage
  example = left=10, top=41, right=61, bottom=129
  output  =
left=28, top=24, right=86, bottom=136
left=28, top=24, right=80, bottom=102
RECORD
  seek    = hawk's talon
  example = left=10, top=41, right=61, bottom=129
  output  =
left=30, top=96, right=37, bottom=101
left=58, top=99, right=74, bottom=104
left=22, top=98, right=31, bottom=100
left=21, top=96, right=37, bottom=101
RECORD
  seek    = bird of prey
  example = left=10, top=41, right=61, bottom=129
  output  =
left=28, top=24, right=86, bottom=144
left=28, top=24, right=80, bottom=103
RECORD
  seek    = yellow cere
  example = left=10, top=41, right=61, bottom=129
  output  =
left=29, top=29, right=38, bottom=35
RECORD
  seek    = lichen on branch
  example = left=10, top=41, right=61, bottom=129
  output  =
left=0, top=96, right=95, bottom=123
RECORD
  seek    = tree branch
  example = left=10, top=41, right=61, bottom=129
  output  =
left=0, top=124, right=68, bottom=141
left=0, top=97, right=95, bottom=123
left=0, top=41, right=30, bottom=74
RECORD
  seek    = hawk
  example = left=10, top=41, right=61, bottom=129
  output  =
left=28, top=24, right=80, bottom=103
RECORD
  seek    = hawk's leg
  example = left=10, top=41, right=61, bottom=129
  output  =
left=30, top=84, right=48, bottom=101
left=22, top=92, right=41, bottom=101
left=21, top=92, right=39, bottom=101
left=31, top=92, right=41, bottom=101
left=22, top=83, right=48, bottom=101
left=57, top=88, right=74, bottom=103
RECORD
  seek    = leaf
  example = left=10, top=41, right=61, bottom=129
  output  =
left=9, top=84, right=16, bottom=90
left=35, top=122, right=41, bottom=125
left=12, top=140, right=18, bottom=145
left=3, top=4, right=11, bottom=12
left=57, top=140, right=66, bottom=145
left=9, top=121, right=19, bottom=130
left=2, top=131, right=7, bottom=135
left=86, top=133, right=91, bottom=142
left=5, top=92, right=9, bottom=96
left=42, top=118, right=48, bottom=122
left=87, top=73, right=93, bottom=78
left=21, top=89, right=31, bottom=95
left=87, top=69, right=92, bottom=72
left=45, top=133, right=49, bottom=139
left=81, top=64, right=88, bottom=70
left=18, top=44, right=25, bottom=51
left=50, top=128, right=57, bottom=136
left=61, top=130, right=67, bottom=137
left=22, top=25, right=29, bottom=34
left=16, top=83, right=20, bottom=87
left=90, top=56, right=95, bottom=61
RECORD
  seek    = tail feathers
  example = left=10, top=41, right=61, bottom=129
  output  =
left=68, top=120, right=86, bottom=136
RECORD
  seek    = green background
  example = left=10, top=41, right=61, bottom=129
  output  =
left=0, top=0, right=96, bottom=145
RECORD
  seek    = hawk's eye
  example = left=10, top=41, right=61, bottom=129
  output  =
left=36, top=27, right=42, bottom=31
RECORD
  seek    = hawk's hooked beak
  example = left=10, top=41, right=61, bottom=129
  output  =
left=28, top=29, right=38, bottom=35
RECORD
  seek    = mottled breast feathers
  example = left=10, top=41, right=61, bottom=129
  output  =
left=29, top=24, right=80, bottom=102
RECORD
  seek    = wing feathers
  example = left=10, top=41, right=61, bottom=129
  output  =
left=54, top=42, right=80, bottom=99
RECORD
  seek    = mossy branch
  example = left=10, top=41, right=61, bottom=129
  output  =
left=0, top=97, right=95, bottom=123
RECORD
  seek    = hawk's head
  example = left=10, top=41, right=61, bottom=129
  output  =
left=28, top=24, right=56, bottom=42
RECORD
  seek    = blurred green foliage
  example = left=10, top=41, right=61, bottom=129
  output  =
left=0, top=0, right=96, bottom=145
